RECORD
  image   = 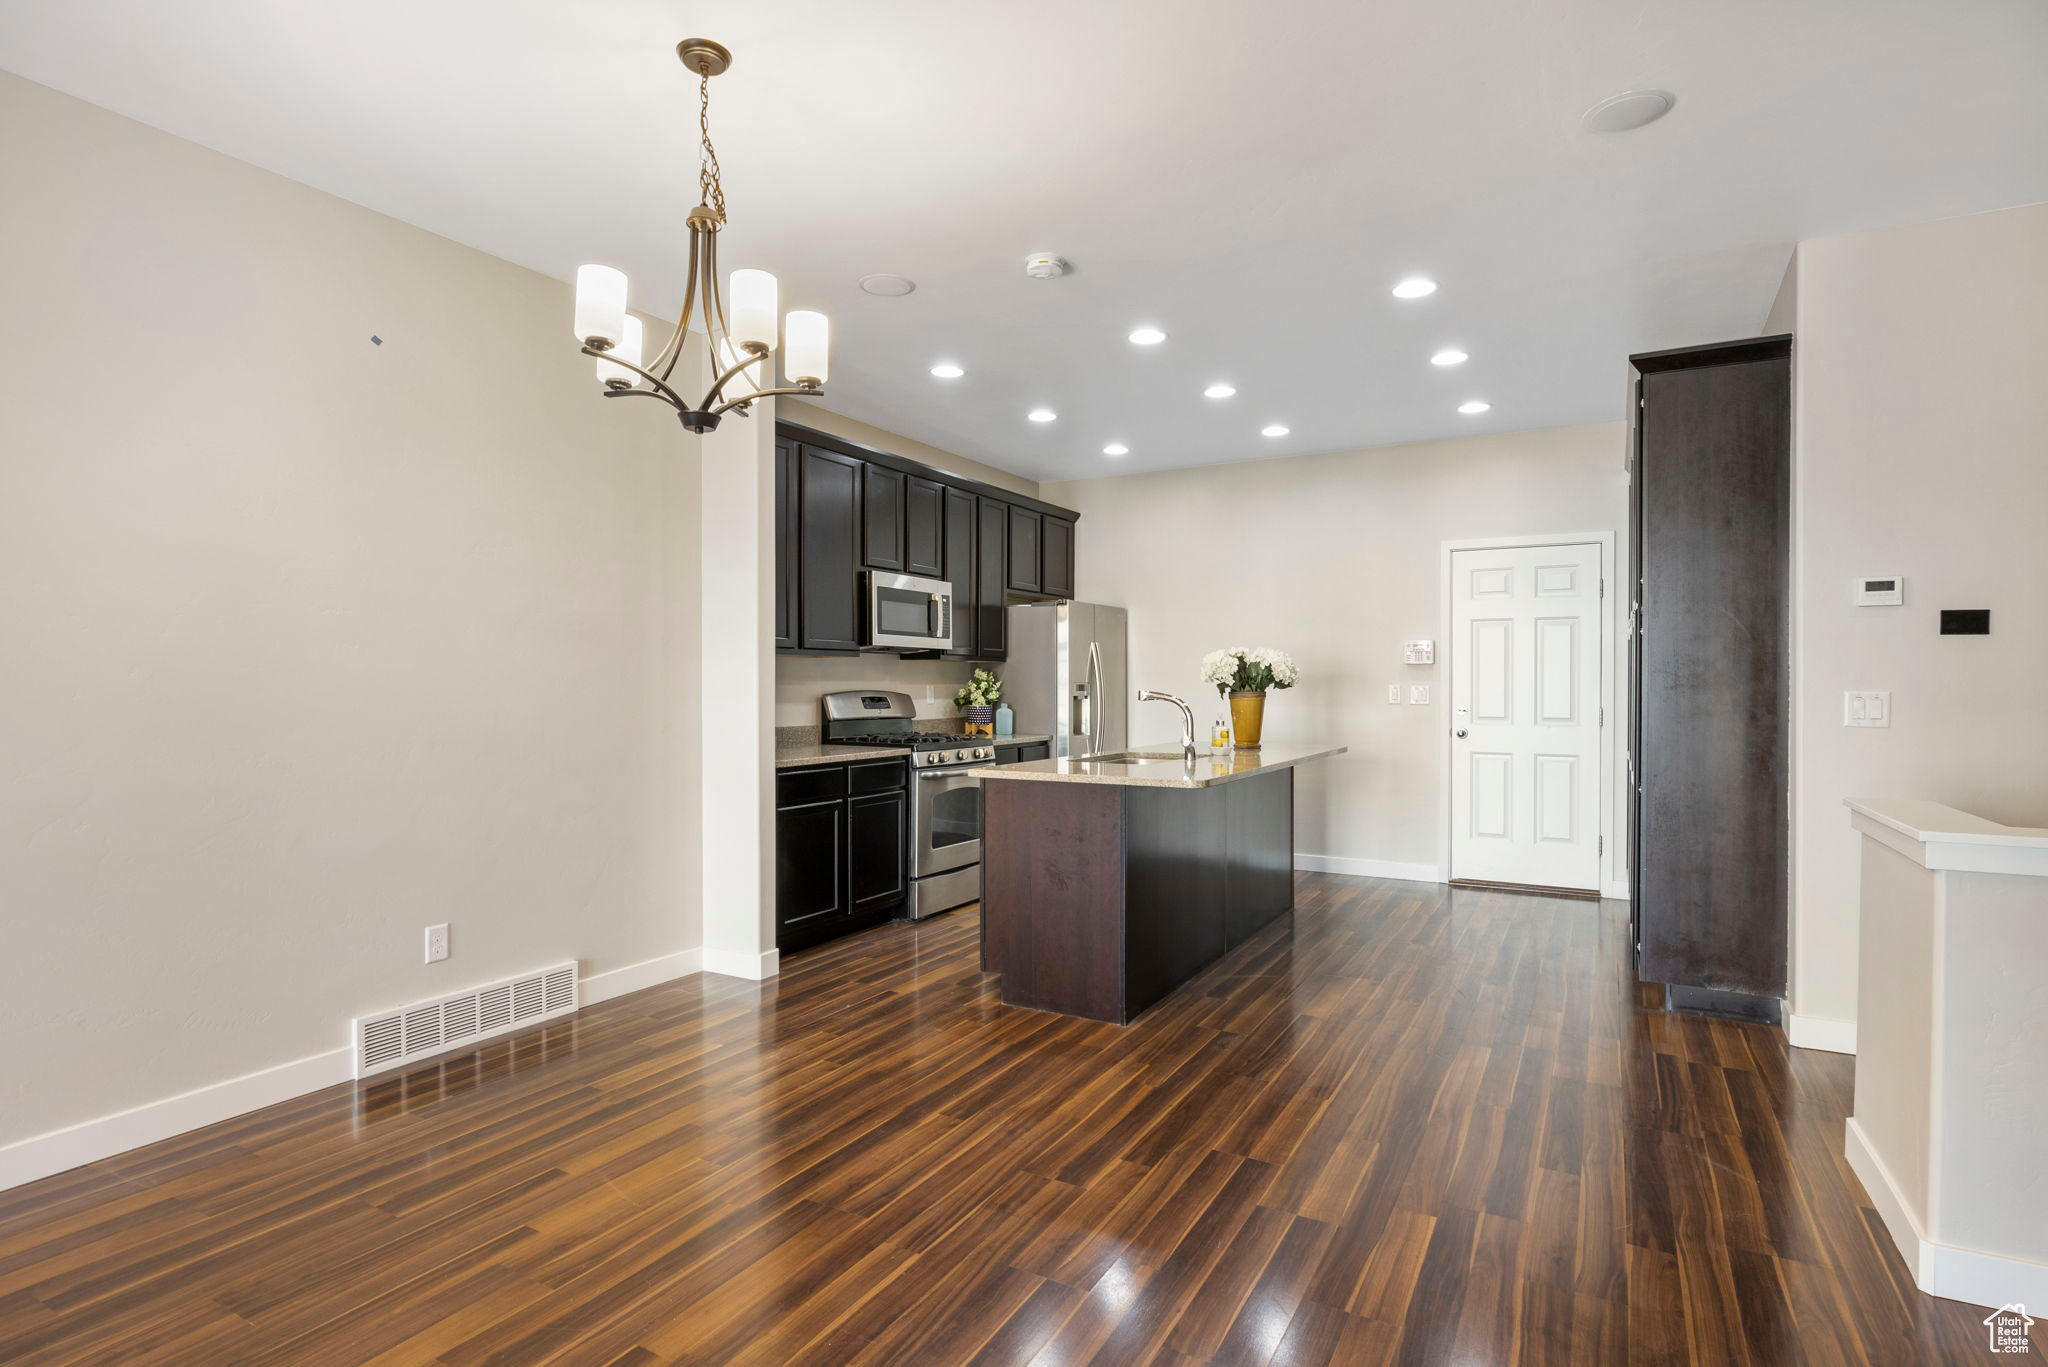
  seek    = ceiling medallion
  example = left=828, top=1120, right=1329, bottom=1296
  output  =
left=572, top=38, right=828, bottom=434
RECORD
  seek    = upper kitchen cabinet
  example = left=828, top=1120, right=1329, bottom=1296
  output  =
left=796, top=444, right=862, bottom=653
left=940, top=486, right=978, bottom=658
left=1006, top=506, right=1043, bottom=594
left=771, top=421, right=1077, bottom=660
left=904, top=477, right=944, bottom=578
left=860, top=463, right=906, bottom=572
left=774, top=436, right=800, bottom=651
left=976, top=496, right=1009, bottom=659
left=1040, top=516, right=1075, bottom=599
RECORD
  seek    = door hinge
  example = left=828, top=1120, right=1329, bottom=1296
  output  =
left=1600, top=705, right=1605, bottom=726
left=1599, top=836, right=1605, bottom=855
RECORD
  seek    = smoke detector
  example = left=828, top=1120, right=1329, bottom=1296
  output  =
left=1024, top=253, right=1069, bottom=280
left=1582, top=89, right=1675, bottom=133
left=858, top=273, right=916, bottom=297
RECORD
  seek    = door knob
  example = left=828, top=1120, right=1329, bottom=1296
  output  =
left=1455, top=729, right=1468, bottom=738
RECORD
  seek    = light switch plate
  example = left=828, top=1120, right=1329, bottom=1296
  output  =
left=1843, top=691, right=1890, bottom=727
left=1409, top=684, right=1431, bottom=706
left=1387, top=685, right=1401, bottom=704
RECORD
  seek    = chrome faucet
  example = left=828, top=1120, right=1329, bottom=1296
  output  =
left=1138, top=690, right=1198, bottom=762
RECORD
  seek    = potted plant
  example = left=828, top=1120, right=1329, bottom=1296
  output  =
left=954, top=668, right=1002, bottom=736
left=1200, top=647, right=1299, bottom=748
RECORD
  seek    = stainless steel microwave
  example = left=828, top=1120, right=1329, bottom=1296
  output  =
left=864, top=571, right=955, bottom=651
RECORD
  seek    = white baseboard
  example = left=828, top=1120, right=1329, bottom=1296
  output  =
left=1788, top=1013, right=1857, bottom=1054
left=1600, top=878, right=1632, bottom=902
left=0, top=1045, right=352, bottom=1194
left=1845, top=1115, right=2048, bottom=1310
left=1294, top=853, right=1443, bottom=884
left=581, top=948, right=704, bottom=1005
left=0, top=947, right=710, bottom=1194
left=701, top=947, right=780, bottom=981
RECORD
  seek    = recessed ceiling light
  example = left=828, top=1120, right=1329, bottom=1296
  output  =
left=1582, top=89, right=1676, bottom=134
left=1430, top=348, right=1469, bottom=367
left=1028, top=408, right=1057, bottom=423
left=1128, top=327, right=1167, bottom=345
left=1391, top=277, right=1438, bottom=299
left=1458, top=400, right=1491, bottom=415
left=857, top=273, right=916, bottom=296
left=1102, top=443, right=1129, bottom=457
left=1203, top=383, right=1237, bottom=398
left=929, top=362, right=964, bottom=379
left=1261, top=424, right=1290, bottom=438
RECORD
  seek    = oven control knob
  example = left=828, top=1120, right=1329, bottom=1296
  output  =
left=921, top=752, right=939, bottom=766
left=953, top=749, right=969, bottom=762
left=975, top=747, right=992, bottom=759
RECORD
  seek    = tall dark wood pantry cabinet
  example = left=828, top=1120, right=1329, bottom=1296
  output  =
left=1629, top=335, right=1791, bottom=1023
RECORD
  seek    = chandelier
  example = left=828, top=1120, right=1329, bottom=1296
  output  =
left=573, top=38, right=828, bottom=433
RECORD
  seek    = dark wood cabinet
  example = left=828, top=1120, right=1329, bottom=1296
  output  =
left=847, top=790, right=908, bottom=913
left=1007, top=506, right=1043, bottom=593
left=774, top=798, right=845, bottom=941
left=773, top=437, right=799, bottom=651
left=1040, top=517, right=1075, bottom=599
left=1630, top=335, right=1791, bottom=1022
left=975, top=497, right=1009, bottom=660
left=861, top=463, right=907, bottom=572
left=904, top=477, right=944, bottom=578
left=776, top=758, right=908, bottom=952
left=995, top=741, right=1051, bottom=765
left=940, top=486, right=978, bottom=658
left=771, top=421, right=1078, bottom=659
left=797, top=446, right=862, bottom=653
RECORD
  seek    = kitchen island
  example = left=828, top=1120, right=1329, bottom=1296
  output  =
left=977, top=742, right=1345, bottom=1023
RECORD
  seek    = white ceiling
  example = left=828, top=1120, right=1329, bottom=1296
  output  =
left=5, top=1, right=2045, bottom=482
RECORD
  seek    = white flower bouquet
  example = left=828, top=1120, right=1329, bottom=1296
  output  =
left=1200, top=646, right=1300, bottom=697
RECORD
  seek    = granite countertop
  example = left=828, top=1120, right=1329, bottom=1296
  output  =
left=775, top=742, right=911, bottom=769
left=977, top=741, right=1347, bottom=789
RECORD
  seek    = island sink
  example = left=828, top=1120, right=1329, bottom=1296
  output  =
left=977, top=741, right=1345, bottom=1023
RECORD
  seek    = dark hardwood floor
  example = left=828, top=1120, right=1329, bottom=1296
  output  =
left=0, top=874, right=2027, bottom=1365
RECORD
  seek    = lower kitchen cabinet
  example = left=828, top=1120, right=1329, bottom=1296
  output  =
left=776, top=759, right=908, bottom=951
left=995, top=742, right=1051, bottom=765
left=847, top=790, right=908, bottom=913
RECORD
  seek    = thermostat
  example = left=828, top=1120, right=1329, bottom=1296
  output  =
left=1404, top=639, right=1435, bottom=665
left=1856, top=575, right=1903, bottom=606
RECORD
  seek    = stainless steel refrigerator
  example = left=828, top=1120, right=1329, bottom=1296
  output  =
left=1004, top=602, right=1128, bottom=758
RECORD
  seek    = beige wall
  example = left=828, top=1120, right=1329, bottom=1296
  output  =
left=1788, top=203, right=2048, bottom=1033
left=782, top=400, right=1041, bottom=499
left=0, top=74, right=700, bottom=1148
left=1044, top=422, right=1630, bottom=882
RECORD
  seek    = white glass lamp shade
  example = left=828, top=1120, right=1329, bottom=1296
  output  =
left=596, top=314, right=643, bottom=385
left=784, top=310, right=829, bottom=385
left=574, top=264, right=628, bottom=347
left=728, top=269, right=779, bottom=351
left=716, top=337, right=764, bottom=399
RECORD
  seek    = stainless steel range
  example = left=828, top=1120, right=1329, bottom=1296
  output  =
left=820, top=690, right=989, bottom=921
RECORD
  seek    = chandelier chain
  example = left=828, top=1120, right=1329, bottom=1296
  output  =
left=698, top=73, right=726, bottom=223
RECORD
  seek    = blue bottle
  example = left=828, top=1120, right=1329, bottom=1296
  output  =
left=994, top=702, right=1015, bottom=737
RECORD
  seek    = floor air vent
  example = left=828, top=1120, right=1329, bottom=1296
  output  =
left=352, top=960, right=579, bottom=1078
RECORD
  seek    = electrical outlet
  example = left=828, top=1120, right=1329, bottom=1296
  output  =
left=1388, top=685, right=1401, bottom=704
left=424, top=923, right=449, bottom=963
left=1409, top=684, right=1431, bottom=706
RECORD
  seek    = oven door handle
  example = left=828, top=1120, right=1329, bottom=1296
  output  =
left=917, top=763, right=996, bottom=779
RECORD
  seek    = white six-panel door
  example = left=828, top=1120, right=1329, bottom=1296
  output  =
left=1449, top=543, right=1602, bottom=890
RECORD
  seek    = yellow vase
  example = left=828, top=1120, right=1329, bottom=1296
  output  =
left=1229, top=691, right=1267, bottom=748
